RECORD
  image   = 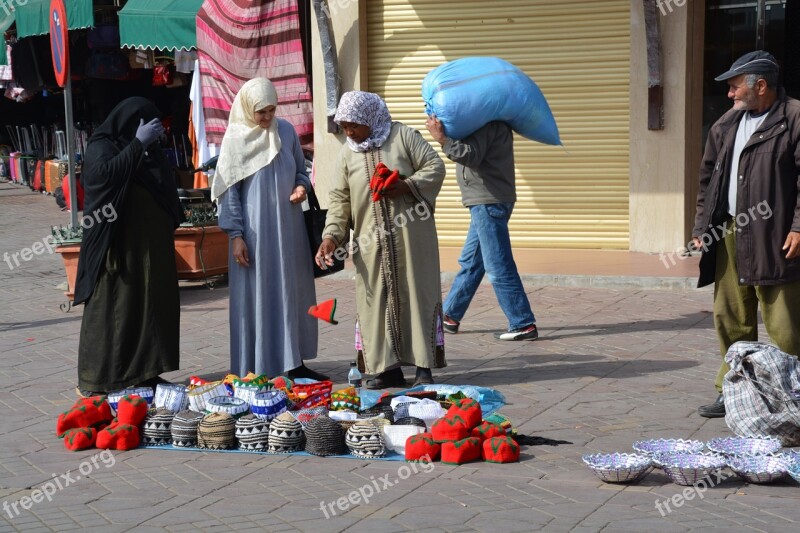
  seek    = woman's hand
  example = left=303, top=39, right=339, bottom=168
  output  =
left=380, top=177, right=411, bottom=198
left=231, top=236, right=250, bottom=267
left=315, top=237, right=338, bottom=269
left=289, top=185, right=307, bottom=204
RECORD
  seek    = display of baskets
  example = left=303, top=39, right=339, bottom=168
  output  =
left=727, top=455, right=788, bottom=484
left=632, top=438, right=705, bottom=459
left=289, top=380, right=333, bottom=410
left=706, top=436, right=782, bottom=456
left=582, top=453, right=653, bottom=483
left=653, top=452, right=728, bottom=486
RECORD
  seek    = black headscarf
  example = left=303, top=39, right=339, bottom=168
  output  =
left=73, top=97, right=182, bottom=305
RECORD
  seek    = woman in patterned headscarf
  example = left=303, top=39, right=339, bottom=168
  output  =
left=216, top=78, right=326, bottom=381
left=316, top=91, right=447, bottom=389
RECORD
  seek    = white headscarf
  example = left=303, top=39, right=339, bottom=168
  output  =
left=211, top=78, right=282, bottom=201
left=334, top=91, right=392, bottom=152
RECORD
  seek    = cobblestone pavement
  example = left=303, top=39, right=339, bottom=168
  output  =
left=1, top=182, right=798, bottom=533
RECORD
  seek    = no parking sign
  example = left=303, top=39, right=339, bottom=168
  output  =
left=49, top=0, right=69, bottom=87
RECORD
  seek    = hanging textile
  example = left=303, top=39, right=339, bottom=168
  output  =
left=189, top=59, right=217, bottom=187
left=196, top=0, right=313, bottom=148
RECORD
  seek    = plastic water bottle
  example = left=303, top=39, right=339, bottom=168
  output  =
left=347, top=362, right=362, bottom=395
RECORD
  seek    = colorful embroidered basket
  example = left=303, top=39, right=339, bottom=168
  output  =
left=188, top=381, right=229, bottom=413
left=289, top=380, right=333, bottom=410
left=107, top=387, right=154, bottom=413
left=205, top=396, right=250, bottom=419
left=251, top=390, right=288, bottom=421
left=330, top=387, right=360, bottom=411
left=154, top=383, right=189, bottom=412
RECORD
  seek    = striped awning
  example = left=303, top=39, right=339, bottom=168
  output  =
left=118, top=0, right=204, bottom=51
left=14, top=0, right=94, bottom=39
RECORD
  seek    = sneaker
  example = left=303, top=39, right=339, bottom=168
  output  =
left=494, top=324, right=538, bottom=341
left=442, top=314, right=460, bottom=334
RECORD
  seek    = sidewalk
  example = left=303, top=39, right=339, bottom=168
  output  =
left=1, top=183, right=797, bottom=533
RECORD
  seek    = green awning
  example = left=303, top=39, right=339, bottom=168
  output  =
left=118, top=0, right=204, bottom=51
left=15, top=0, right=94, bottom=39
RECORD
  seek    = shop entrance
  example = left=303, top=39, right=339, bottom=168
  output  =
left=703, top=0, right=800, bottom=141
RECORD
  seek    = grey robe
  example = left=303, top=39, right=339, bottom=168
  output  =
left=218, top=118, right=318, bottom=377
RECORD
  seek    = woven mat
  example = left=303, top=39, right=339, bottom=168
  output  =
left=139, top=443, right=406, bottom=461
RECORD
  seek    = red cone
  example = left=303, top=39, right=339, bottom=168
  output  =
left=308, top=299, right=338, bottom=324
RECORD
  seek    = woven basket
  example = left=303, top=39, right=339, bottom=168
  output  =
left=289, top=380, right=333, bottom=410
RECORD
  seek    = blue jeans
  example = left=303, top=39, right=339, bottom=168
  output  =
left=443, top=203, right=535, bottom=331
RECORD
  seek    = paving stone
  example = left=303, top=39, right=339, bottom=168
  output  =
left=1, top=186, right=798, bottom=531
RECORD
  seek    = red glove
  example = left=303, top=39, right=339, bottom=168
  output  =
left=378, top=170, right=400, bottom=194
left=370, top=163, right=391, bottom=202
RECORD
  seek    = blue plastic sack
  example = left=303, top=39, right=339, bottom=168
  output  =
left=358, top=384, right=506, bottom=417
left=422, top=57, right=560, bottom=145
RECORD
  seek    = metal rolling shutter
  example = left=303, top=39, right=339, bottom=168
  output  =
left=366, top=0, right=630, bottom=248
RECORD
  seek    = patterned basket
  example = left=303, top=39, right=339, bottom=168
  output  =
left=654, top=452, right=728, bottom=486
left=289, top=380, right=333, bottom=410
left=331, top=387, right=360, bottom=411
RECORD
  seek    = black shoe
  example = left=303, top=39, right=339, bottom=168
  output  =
left=75, top=386, right=106, bottom=399
left=698, top=394, right=726, bottom=418
left=287, top=363, right=330, bottom=381
left=413, top=367, right=434, bottom=386
left=442, top=315, right=460, bottom=334
left=136, top=376, right=171, bottom=388
left=494, top=324, right=539, bottom=341
left=365, top=367, right=407, bottom=390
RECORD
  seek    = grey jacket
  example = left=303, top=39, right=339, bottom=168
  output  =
left=442, top=121, right=516, bottom=206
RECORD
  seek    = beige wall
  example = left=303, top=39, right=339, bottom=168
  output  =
left=310, top=0, right=363, bottom=208
left=629, top=0, right=703, bottom=253
left=313, top=1, right=706, bottom=253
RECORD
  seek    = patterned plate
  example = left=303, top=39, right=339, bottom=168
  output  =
left=632, top=438, right=705, bottom=457
left=582, top=453, right=653, bottom=483
left=706, top=436, right=782, bottom=456
left=728, top=455, right=788, bottom=484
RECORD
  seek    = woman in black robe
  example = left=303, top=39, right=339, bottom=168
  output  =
left=74, top=97, right=182, bottom=396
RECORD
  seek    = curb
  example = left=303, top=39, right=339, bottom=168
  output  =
left=323, top=269, right=707, bottom=291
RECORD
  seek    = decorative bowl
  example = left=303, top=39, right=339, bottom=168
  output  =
left=787, top=462, right=800, bottom=484
left=632, top=438, right=705, bottom=459
left=727, top=455, right=788, bottom=484
left=777, top=449, right=800, bottom=469
left=706, top=436, right=782, bottom=456
left=582, top=453, right=653, bottom=483
left=653, top=452, right=728, bottom=486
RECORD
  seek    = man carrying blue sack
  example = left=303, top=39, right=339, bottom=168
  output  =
left=426, top=117, right=539, bottom=341
left=692, top=51, right=800, bottom=418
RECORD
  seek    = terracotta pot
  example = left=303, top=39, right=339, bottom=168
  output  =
left=55, top=244, right=81, bottom=300
left=173, top=225, right=229, bottom=279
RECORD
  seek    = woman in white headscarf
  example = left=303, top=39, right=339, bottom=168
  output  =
left=215, top=78, right=326, bottom=380
left=316, top=91, right=447, bottom=389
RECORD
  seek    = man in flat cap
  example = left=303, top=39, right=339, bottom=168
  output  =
left=692, top=51, right=800, bottom=418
